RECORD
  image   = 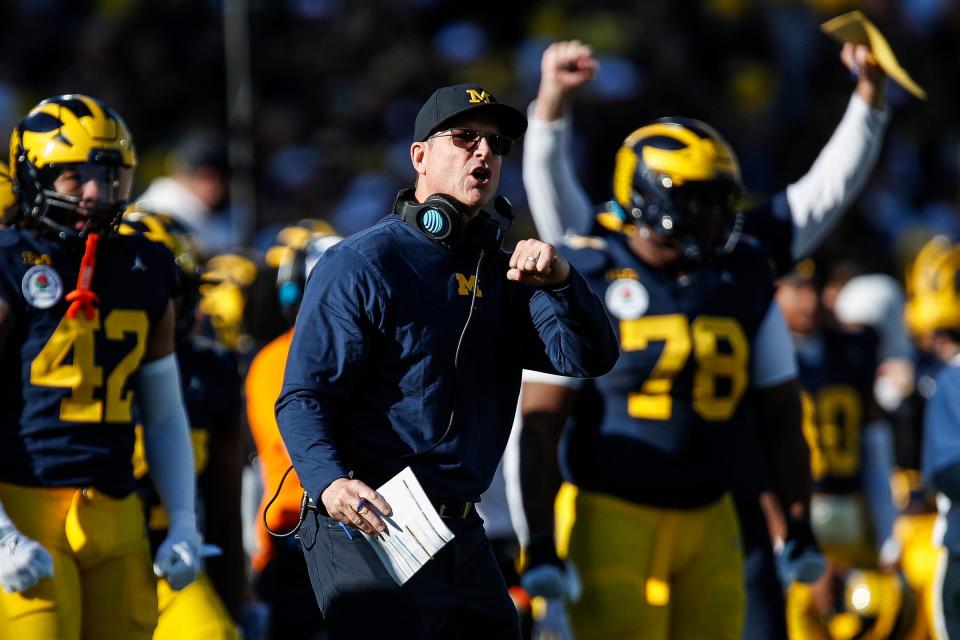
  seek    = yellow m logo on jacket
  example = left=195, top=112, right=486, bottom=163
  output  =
left=455, top=273, right=483, bottom=297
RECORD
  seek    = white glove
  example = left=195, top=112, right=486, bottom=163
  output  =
left=153, top=526, right=202, bottom=591
left=0, top=526, right=54, bottom=593
left=521, top=562, right=581, bottom=602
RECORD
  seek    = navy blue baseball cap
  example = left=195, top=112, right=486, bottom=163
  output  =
left=414, top=84, right=527, bottom=142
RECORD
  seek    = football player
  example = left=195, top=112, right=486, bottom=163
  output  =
left=776, top=262, right=908, bottom=638
left=0, top=95, right=201, bottom=638
left=515, top=38, right=889, bottom=639
left=120, top=210, right=243, bottom=639
left=197, top=250, right=259, bottom=354
left=523, top=115, right=810, bottom=640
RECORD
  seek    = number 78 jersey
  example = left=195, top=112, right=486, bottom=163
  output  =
left=0, top=227, right=178, bottom=497
left=559, top=224, right=779, bottom=509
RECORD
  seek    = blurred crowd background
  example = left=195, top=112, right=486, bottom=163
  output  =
left=1, top=1, right=955, bottom=637
left=1, top=0, right=955, bottom=278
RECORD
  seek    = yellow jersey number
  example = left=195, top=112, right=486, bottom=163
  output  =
left=30, top=309, right=149, bottom=423
left=620, top=314, right=749, bottom=421
left=801, top=386, right=862, bottom=481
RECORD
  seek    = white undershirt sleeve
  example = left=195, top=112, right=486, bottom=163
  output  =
left=785, top=94, right=890, bottom=261
left=522, top=102, right=594, bottom=244
left=135, top=353, right=197, bottom=533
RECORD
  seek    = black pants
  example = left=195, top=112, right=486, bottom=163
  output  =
left=299, top=509, right=520, bottom=639
left=255, top=535, right=325, bottom=639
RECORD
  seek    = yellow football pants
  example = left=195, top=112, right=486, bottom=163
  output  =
left=0, top=481, right=157, bottom=639
left=899, top=513, right=941, bottom=640
left=557, top=484, right=745, bottom=640
left=154, top=572, right=239, bottom=640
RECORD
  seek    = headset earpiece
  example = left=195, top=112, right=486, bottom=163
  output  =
left=277, top=246, right=308, bottom=318
left=395, top=188, right=467, bottom=247
left=394, top=188, right=508, bottom=252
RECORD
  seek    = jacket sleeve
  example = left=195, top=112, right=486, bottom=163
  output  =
left=520, top=266, right=619, bottom=378
left=274, top=246, right=382, bottom=502
left=923, top=367, right=960, bottom=483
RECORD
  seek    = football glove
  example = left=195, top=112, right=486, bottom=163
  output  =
left=0, top=526, right=54, bottom=593
left=775, top=516, right=827, bottom=586
left=531, top=597, right=575, bottom=640
left=153, top=526, right=202, bottom=591
left=521, top=532, right=581, bottom=602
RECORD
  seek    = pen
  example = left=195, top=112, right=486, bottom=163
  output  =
left=339, top=521, right=354, bottom=540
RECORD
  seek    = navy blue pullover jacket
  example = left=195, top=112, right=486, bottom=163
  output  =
left=276, top=214, right=618, bottom=503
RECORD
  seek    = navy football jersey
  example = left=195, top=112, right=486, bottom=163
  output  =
left=796, top=327, right=878, bottom=495
left=134, top=335, right=241, bottom=547
left=0, top=227, right=178, bottom=496
left=560, top=207, right=777, bottom=508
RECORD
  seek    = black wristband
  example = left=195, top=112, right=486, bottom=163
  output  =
left=785, top=515, right=819, bottom=553
left=525, top=531, right=564, bottom=570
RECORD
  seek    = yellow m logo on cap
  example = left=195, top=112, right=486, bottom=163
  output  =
left=465, top=89, right=492, bottom=104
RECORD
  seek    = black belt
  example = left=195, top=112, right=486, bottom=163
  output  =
left=431, top=499, right=474, bottom=519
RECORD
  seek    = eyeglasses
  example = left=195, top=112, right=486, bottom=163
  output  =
left=429, top=128, right=514, bottom=156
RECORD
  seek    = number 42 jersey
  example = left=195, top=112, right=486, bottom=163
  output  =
left=559, top=214, right=781, bottom=509
left=0, top=227, right=178, bottom=497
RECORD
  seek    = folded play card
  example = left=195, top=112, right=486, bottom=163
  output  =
left=821, top=10, right=926, bottom=100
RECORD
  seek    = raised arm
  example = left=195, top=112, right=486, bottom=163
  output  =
left=523, top=41, right=598, bottom=242
left=781, top=43, right=890, bottom=261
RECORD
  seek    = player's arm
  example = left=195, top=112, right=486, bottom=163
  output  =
left=516, top=376, right=580, bottom=599
left=778, top=43, right=889, bottom=263
left=861, top=400, right=900, bottom=566
left=135, top=301, right=201, bottom=591
left=753, top=378, right=811, bottom=515
left=0, top=298, right=55, bottom=593
left=519, top=380, right=577, bottom=540
left=523, top=40, right=598, bottom=242
left=750, top=302, right=826, bottom=583
left=751, top=301, right=810, bottom=509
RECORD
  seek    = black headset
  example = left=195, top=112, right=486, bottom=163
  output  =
left=276, top=245, right=308, bottom=324
left=393, top=188, right=513, bottom=251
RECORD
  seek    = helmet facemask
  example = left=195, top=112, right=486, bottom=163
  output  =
left=629, top=175, right=743, bottom=264
left=615, top=118, right=744, bottom=266
left=21, top=158, right=133, bottom=240
left=10, top=94, right=137, bottom=242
